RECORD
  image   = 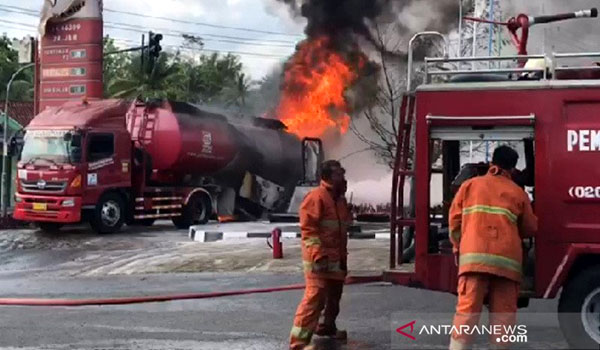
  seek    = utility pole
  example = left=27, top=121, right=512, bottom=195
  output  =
left=471, top=0, right=479, bottom=69
left=485, top=0, right=494, bottom=161
left=458, top=0, right=463, bottom=58
left=2, top=63, right=34, bottom=217
left=141, top=34, right=145, bottom=75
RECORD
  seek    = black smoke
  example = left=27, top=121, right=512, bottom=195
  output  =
left=276, top=0, right=460, bottom=54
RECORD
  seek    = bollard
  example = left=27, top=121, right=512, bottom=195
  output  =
left=271, top=227, right=283, bottom=259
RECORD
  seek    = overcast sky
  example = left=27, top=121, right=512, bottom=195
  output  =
left=0, top=0, right=307, bottom=80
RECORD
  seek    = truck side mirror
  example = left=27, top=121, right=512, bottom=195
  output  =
left=71, top=134, right=82, bottom=163
left=63, top=132, right=72, bottom=142
left=71, top=134, right=81, bottom=147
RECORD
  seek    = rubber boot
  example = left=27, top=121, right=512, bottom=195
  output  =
left=315, top=324, right=348, bottom=340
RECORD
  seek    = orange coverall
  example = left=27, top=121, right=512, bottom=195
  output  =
left=448, top=166, right=537, bottom=350
left=290, top=180, right=352, bottom=350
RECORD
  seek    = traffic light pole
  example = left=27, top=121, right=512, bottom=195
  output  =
left=104, top=45, right=147, bottom=55
left=104, top=32, right=161, bottom=74
left=2, top=63, right=34, bottom=218
left=141, top=34, right=145, bottom=75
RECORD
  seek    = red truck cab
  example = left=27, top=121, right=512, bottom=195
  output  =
left=14, top=100, right=132, bottom=233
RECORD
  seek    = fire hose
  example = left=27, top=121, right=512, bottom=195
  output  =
left=0, top=275, right=382, bottom=307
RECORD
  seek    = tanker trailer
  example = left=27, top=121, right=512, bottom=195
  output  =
left=127, top=100, right=323, bottom=227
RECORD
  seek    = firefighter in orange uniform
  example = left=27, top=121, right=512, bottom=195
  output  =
left=448, top=146, right=538, bottom=350
left=290, top=160, right=352, bottom=350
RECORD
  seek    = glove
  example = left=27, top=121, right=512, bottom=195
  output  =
left=313, top=257, right=329, bottom=272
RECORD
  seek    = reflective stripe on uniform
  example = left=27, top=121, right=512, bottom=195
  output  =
left=302, top=260, right=341, bottom=272
left=303, top=237, right=321, bottom=247
left=459, top=253, right=522, bottom=273
left=319, top=219, right=340, bottom=229
left=462, top=205, right=517, bottom=223
left=291, top=325, right=312, bottom=340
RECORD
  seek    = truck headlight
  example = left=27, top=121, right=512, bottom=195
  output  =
left=62, top=198, right=75, bottom=207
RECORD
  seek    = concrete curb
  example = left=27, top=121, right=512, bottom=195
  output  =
left=188, top=227, right=390, bottom=242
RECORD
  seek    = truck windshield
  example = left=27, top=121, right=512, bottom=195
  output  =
left=20, top=130, right=82, bottom=164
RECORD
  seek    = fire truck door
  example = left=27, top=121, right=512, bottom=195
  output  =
left=85, top=132, right=120, bottom=200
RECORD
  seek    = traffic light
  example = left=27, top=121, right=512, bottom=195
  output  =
left=148, top=31, right=163, bottom=59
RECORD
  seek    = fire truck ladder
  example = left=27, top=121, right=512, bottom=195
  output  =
left=129, top=108, right=156, bottom=146
left=390, top=94, right=416, bottom=269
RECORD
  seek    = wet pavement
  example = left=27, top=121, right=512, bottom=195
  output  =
left=0, top=273, right=562, bottom=350
left=0, top=223, right=565, bottom=349
left=0, top=222, right=390, bottom=279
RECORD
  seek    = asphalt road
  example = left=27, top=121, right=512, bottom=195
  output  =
left=0, top=273, right=563, bottom=350
left=0, top=223, right=569, bottom=350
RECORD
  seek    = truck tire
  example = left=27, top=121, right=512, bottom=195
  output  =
left=558, top=266, right=600, bottom=349
left=37, top=222, right=63, bottom=233
left=90, top=192, right=125, bottom=234
left=172, top=194, right=211, bottom=229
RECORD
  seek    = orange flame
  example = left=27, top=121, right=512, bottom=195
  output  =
left=277, top=37, right=358, bottom=138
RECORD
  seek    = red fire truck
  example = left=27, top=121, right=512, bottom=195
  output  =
left=12, top=99, right=322, bottom=234
left=385, top=9, right=600, bottom=349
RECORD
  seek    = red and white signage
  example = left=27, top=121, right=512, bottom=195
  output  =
left=40, top=18, right=103, bottom=111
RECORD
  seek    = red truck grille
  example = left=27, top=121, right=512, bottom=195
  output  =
left=21, top=180, right=67, bottom=193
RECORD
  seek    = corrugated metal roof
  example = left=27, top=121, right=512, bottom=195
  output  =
left=0, top=101, right=34, bottom=127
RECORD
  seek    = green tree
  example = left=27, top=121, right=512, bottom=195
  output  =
left=107, top=52, right=184, bottom=100
left=104, top=37, right=247, bottom=104
left=223, top=72, right=253, bottom=108
left=102, top=36, right=131, bottom=98
left=187, top=53, right=243, bottom=103
left=0, top=36, right=33, bottom=102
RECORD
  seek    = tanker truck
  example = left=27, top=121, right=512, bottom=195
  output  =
left=12, top=99, right=323, bottom=233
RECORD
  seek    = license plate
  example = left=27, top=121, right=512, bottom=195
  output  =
left=32, top=203, right=47, bottom=211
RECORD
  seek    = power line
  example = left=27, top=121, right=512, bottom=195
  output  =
left=114, top=37, right=289, bottom=59
left=171, top=45, right=287, bottom=60
left=115, top=36, right=288, bottom=58
left=0, top=19, right=37, bottom=30
left=104, top=22, right=296, bottom=48
left=0, top=5, right=300, bottom=49
left=105, top=22, right=297, bottom=45
left=103, top=7, right=303, bottom=38
left=0, top=4, right=37, bottom=15
left=0, top=18, right=292, bottom=59
left=0, top=24, right=36, bottom=34
left=0, top=4, right=302, bottom=38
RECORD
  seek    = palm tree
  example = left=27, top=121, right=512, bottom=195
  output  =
left=224, top=72, right=253, bottom=108
left=108, top=54, right=183, bottom=100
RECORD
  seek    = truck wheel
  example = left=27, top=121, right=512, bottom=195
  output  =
left=172, top=194, right=211, bottom=229
left=37, top=222, right=63, bottom=233
left=558, top=266, right=600, bottom=349
left=91, top=192, right=125, bottom=234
